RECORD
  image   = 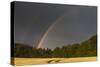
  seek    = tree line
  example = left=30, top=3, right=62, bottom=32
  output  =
left=13, top=35, right=97, bottom=58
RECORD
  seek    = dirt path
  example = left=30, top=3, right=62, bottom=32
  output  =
left=13, top=57, right=97, bottom=66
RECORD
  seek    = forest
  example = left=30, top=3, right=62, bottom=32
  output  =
left=13, top=35, right=97, bottom=58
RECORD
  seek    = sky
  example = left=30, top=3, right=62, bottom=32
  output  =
left=14, top=1, right=97, bottom=49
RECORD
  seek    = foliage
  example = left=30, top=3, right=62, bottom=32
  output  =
left=13, top=35, right=97, bottom=58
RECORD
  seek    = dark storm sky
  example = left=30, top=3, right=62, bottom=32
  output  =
left=14, top=2, right=97, bottom=49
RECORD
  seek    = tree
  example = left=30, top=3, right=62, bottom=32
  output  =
left=13, top=35, right=97, bottom=58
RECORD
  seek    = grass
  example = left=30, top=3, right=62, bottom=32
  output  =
left=13, top=57, right=97, bottom=66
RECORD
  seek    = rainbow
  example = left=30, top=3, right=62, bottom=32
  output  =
left=37, top=13, right=66, bottom=48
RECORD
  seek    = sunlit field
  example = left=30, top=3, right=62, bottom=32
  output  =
left=14, top=57, right=96, bottom=66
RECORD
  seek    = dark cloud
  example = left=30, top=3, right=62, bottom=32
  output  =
left=14, top=2, right=97, bottom=49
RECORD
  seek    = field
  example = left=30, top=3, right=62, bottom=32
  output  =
left=13, top=57, right=97, bottom=66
